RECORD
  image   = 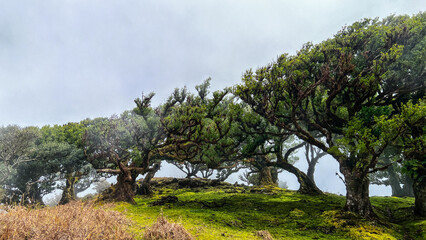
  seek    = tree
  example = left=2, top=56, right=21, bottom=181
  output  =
left=148, top=80, right=244, bottom=175
left=162, top=79, right=322, bottom=193
left=304, top=143, right=327, bottom=185
left=215, top=162, right=244, bottom=181
left=84, top=88, right=199, bottom=204
left=39, top=123, right=91, bottom=205
left=169, top=161, right=214, bottom=179
left=369, top=145, right=414, bottom=197
left=0, top=125, right=38, bottom=185
left=83, top=115, right=141, bottom=204
left=234, top=103, right=322, bottom=193
left=234, top=14, right=425, bottom=218
left=377, top=13, right=425, bottom=216
left=239, top=160, right=281, bottom=186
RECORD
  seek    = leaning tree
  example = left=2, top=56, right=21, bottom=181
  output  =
left=235, top=13, right=425, bottom=218
left=83, top=114, right=145, bottom=204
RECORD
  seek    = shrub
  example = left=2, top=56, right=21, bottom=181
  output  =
left=255, top=230, right=274, bottom=240
left=143, top=213, right=194, bottom=240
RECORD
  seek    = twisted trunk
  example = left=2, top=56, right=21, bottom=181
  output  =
left=139, top=163, right=161, bottom=196
left=276, top=162, right=322, bottom=194
left=258, top=166, right=277, bottom=186
left=305, top=144, right=326, bottom=184
left=340, top=164, right=375, bottom=218
left=400, top=177, right=414, bottom=197
left=59, top=174, right=78, bottom=205
left=113, top=169, right=137, bottom=204
left=386, top=165, right=404, bottom=197
left=413, top=176, right=426, bottom=217
left=23, top=182, right=44, bottom=205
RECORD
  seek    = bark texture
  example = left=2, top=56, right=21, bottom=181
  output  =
left=277, top=162, right=322, bottom=195
left=258, top=167, right=277, bottom=186
left=113, top=171, right=137, bottom=204
left=413, top=177, right=426, bottom=217
left=340, top=165, right=375, bottom=218
left=59, top=174, right=78, bottom=205
left=139, top=163, right=161, bottom=196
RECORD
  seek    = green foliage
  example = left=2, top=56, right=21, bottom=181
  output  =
left=399, top=100, right=426, bottom=181
left=234, top=12, right=426, bottom=217
left=0, top=125, right=39, bottom=185
left=84, top=114, right=137, bottom=170
left=40, top=122, right=85, bottom=148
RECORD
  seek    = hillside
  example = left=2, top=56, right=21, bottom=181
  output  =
left=111, top=178, right=425, bottom=240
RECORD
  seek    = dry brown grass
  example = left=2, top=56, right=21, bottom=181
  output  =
left=255, top=230, right=274, bottom=240
left=0, top=201, right=134, bottom=240
left=143, top=214, right=194, bottom=240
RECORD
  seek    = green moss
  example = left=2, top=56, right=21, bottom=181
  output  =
left=109, top=184, right=423, bottom=239
left=348, top=224, right=397, bottom=240
left=289, top=208, right=305, bottom=219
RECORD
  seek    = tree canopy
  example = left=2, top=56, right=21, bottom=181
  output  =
left=234, top=13, right=425, bottom=217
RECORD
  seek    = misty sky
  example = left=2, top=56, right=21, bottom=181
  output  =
left=1, top=0, right=424, bottom=127
left=2, top=1, right=424, bottom=196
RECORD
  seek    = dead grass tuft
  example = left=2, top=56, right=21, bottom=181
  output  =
left=255, top=230, right=274, bottom=240
left=143, top=213, right=194, bottom=240
left=0, top=201, right=134, bottom=240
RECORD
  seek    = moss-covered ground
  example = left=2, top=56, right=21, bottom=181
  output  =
left=110, top=178, right=425, bottom=239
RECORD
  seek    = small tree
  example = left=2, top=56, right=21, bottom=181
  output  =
left=369, top=145, right=414, bottom=197
left=169, top=161, right=214, bottom=179
left=304, top=143, right=327, bottom=185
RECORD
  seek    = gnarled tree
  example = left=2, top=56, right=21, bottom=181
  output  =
left=235, top=14, right=425, bottom=218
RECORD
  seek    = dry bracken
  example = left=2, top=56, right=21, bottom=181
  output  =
left=255, top=230, right=274, bottom=240
left=0, top=201, right=134, bottom=240
left=143, top=214, right=194, bottom=240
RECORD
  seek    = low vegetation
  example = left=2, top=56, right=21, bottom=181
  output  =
left=143, top=213, right=195, bottom=240
left=0, top=201, right=134, bottom=240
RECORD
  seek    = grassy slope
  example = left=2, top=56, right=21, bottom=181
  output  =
left=111, top=179, right=425, bottom=240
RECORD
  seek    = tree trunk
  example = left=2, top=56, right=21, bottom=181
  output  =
left=139, top=163, right=160, bottom=196
left=113, top=171, right=137, bottom=204
left=23, top=181, right=44, bottom=205
left=307, top=163, right=316, bottom=185
left=277, top=162, right=322, bottom=194
left=59, top=174, right=78, bottom=205
left=258, top=167, right=277, bottom=186
left=401, top=176, right=414, bottom=197
left=413, top=176, right=426, bottom=217
left=386, top=165, right=405, bottom=197
left=340, top=165, right=375, bottom=218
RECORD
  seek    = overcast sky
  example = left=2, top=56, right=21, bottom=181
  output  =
left=1, top=0, right=424, bottom=127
